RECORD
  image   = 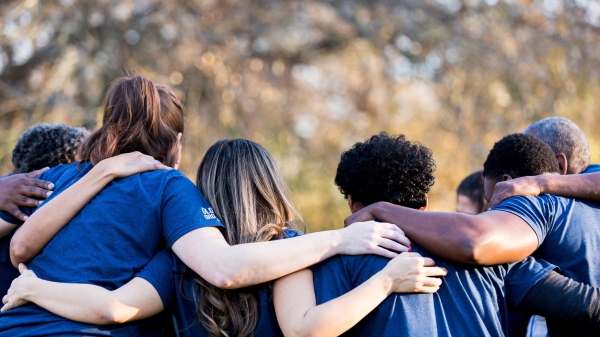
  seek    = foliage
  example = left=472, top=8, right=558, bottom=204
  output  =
left=1, top=0, right=600, bottom=231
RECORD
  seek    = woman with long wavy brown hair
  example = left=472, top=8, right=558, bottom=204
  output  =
left=0, top=76, right=441, bottom=336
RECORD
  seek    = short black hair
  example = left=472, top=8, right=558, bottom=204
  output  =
left=12, top=124, right=90, bottom=174
left=483, top=133, right=560, bottom=181
left=457, top=171, right=486, bottom=213
left=335, top=132, right=436, bottom=209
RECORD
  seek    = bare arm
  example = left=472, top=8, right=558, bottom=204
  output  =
left=172, top=221, right=411, bottom=289
left=1, top=265, right=163, bottom=324
left=273, top=253, right=447, bottom=337
left=489, top=173, right=600, bottom=208
left=345, top=202, right=539, bottom=265
left=518, top=270, right=600, bottom=330
left=10, top=153, right=170, bottom=267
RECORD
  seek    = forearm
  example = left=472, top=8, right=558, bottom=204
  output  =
left=10, top=165, right=113, bottom=266
left=290, top=272, right=392, bottom=337
left=518, top=270, right=600, bottom=330
left=19, top=278, right=132, bottom=325
left=537, top=173, right=600, bottom=201
left=368, top=203, right=537, bottom=265
left=174, top=229, right=343, bottom=289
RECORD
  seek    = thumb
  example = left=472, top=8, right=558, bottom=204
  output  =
left=25, top=167, right=49, bottom=178
left=18, top=263, right=28, bottom=274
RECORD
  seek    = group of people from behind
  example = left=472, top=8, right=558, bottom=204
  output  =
left=0, top=75, right=598, bottom=337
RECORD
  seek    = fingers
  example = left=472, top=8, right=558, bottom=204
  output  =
left=421, top=257, right=436, bottom=267
left=378, top=238, right=410, bottom=253
left=24, top=167, right=49, bottom=178
left=21, top=178, right=54, bottom=192
left=7, top=205, right=28, bottom=222
left=421, top=276, right=443, bottom=288
left=371, top=247, right=399, bottom=259
left=423, top=266, right=448, bottom=277
left=2, top=295, right=7, bottom=305
left=379, top=228, right=410, bottom=247
left=14, top=195, right=43, bottom=208
left=415, top=285, right=440, bottom=294
left=18, top=264, right=27, bottom=274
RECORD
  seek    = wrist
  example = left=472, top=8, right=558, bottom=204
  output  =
left=17, top=277, right=39, bottom=302
left=90, top=161, right=116, bottom=182
left=330, top=230, right=344, bottom=256
left=373, top=270, right=395, bottom=296
left=536, top=175, right=550, bottom=195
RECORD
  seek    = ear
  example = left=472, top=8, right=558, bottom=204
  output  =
left=555, top=153, right=568, bottom=175
left=418, top=195, right=428, bottom=211
left=501, top=174, right=513, bottom=181
left=347, top=195, right=364, bottom=214
left=174, top=133, right=183, bottom=170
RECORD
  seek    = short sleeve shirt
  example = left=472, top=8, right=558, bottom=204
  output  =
left=310, top=245, right=555, bottom=337
left=493, top=192, right=600, bottom=337
left=0, top=162, right=223, bottom=335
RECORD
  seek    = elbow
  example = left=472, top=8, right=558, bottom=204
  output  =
left=202, top=269, right=241, bottom=289
left=283, top=325, right=322, bottom=337
left=452, top=236, right=491, bottom=266
left=10, top=242, right=34, bottom=268
left=97, top=300, right=137, bottom=325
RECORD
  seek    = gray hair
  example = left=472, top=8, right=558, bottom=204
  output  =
left=523, top=117, right=590, bottom=173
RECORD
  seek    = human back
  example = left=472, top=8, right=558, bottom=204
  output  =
left=172, top=138, right=303, bottom=337
left=0, top=76, right=222, bottom=335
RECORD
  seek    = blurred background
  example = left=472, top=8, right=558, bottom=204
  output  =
left=1, top=0, right=600, bottom=231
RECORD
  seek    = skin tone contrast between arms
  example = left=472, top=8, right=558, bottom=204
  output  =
left=0, top=151, right=415, bottom=324
left=272, top=198, right=448, bottom=337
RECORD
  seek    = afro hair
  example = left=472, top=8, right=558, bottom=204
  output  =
left=335, top=132, right=436, bottom=209
left=12, top=124, right=90, bottom=174
left=483, top=133, right=560, bottom=181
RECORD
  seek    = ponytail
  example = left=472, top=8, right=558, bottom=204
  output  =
left=78, top=76, right=184, bottom=166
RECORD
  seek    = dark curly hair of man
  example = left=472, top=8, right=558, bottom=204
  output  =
left=12, top=124, right=90, bottom=174
left=483, top=133, right=559, bottom=180
left=335, top=132, right=436, bottom=209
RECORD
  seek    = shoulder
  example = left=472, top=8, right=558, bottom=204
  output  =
left=281, top=229, right=304, bottom=239
left=579, top=164, right=600, bottom=174
left=493, top=194, right=567, bottom=212
left=40, top=162, right=82, bottom=182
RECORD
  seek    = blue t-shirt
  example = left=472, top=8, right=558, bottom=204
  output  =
left=0, top=229, right=19, bottom=297
left=168, top=229, right=304, bottom=337
left=0, top=162, right=223, bottom=336
left=310, top=245, right=555, bottom=337
left=493, top=193, right=600, bottom=336
left=579, top=164, right=600, bottom=174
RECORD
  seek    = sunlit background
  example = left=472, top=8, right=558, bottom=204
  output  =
left=1, top=0, right=600, bottom=232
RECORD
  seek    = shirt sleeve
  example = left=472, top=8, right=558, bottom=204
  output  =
left=160, top=172, right=225, bottom=248
left=491, top=195, right=559, bottom=247
left=135, top=249, right=176, bottom=309
left=309, top=256, right=353, bottom=305
left=505, top=257, right=557, bottom=306
left=580, top=164, right=600, bottom=174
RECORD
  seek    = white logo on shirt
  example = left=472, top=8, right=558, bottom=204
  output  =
left=202, top=207, right=216, bottom=220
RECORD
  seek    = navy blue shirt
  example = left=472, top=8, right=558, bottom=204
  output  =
left=494, top=190, right=600, bottom=336
left=169, top=229, right=304, bottom=337
left=311, top=246, right=555, bottom=337
left=0, top=162, right=223, bottom=336
left=0, top=229, right=19, bottom=297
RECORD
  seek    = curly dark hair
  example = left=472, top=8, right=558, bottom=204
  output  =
left=335, top=132, right=436, bottom=209
left=483, top=133, right=559, bottom=180
left=12, top=124, right=90, bottom=174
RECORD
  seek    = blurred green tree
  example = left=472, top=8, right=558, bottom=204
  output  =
left=1, top=0, right=599, bottom=231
